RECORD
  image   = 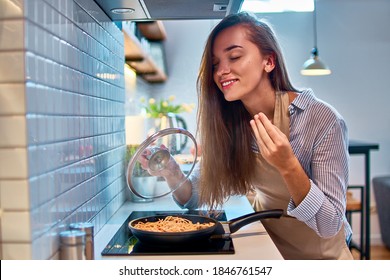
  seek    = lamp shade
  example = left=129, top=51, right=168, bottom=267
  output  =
left=300, top=48, right=331, bottom=76
left=300, top=1, right=331, bottom=76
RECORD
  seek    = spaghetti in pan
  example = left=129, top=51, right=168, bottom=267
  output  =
left=132, top=215, right=216, bottom=233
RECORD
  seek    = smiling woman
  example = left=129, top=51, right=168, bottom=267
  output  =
left=139, top=12, right=354, bottom=260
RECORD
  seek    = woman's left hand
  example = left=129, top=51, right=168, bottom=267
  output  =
left=250, top=112, right=295, bottom=172
left=250, top=112, right=311, bottom=205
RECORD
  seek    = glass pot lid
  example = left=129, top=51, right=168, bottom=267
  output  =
left=126, top=128, right=198, bottom=199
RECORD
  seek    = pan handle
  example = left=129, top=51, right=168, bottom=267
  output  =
left=228, top=209, right=284, bottom=234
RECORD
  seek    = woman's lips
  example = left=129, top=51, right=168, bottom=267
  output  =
left=221, top=79, right=238, bottom=90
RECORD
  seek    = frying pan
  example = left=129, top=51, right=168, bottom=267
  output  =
left=128, top=209, right=283, bottom=244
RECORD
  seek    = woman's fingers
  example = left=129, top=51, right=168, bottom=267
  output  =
left=250, top=112, right=291, bottom=165
left=250, top=116, right=264, bottom=147
left=258, top=113, right=283, bottom=141
left=138, top=152, right=150, bottom=169
left=250, top=113, right=275, bottom=151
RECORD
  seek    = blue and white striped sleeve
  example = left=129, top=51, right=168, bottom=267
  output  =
left=287, top=118, right=349, bottom=238
left=172, top=162, right=200, bottom=209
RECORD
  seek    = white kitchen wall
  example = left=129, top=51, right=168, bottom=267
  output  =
left=136, top=0, right=390, bottom=245
left=0, top=0, right=126, bottom=259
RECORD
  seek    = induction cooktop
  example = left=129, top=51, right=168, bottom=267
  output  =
left=101, top=210, right=235, bottom=256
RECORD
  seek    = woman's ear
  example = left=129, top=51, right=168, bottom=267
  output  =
left=264, top=54, right=276, bottom=73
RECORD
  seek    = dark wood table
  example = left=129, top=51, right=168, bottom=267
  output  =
left=348, top=140, right=379, bottom=260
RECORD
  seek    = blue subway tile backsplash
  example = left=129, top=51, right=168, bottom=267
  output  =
left=0, top=0, right=127, bottom=259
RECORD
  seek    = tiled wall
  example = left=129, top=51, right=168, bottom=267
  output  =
left=0, top=0, right=127, bottom=259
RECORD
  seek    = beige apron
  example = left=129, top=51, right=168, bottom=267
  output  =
left=252, top=91, right=353, bottom=260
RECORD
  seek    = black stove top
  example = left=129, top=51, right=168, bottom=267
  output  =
left=101, top=210, right=235, bottom=256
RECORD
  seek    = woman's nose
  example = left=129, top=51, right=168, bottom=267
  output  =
left=215, top=61, right=230, bottom=77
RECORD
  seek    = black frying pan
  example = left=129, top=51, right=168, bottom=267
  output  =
left=128, top=209, right=283, bottom=244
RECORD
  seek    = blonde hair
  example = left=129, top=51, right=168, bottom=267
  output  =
left=196, top=12, right=298, bottom=209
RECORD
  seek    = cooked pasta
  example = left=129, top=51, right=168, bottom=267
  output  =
left=132, top=216, right=215, bottom=233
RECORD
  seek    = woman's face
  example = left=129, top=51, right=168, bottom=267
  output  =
left=212, top=25, right=270, bottom=102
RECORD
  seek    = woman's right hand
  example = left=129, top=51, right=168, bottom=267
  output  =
left=137, top=144, right=193, bottom=204
left=138, top=145, right=185, bottom=187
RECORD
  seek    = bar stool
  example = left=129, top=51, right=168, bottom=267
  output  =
left=373, top=176, right=390, bottom=249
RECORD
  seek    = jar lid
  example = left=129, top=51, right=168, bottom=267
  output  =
left=59, top=230, right=86, bottom=245
left=69, top=222, right=94, bottom=235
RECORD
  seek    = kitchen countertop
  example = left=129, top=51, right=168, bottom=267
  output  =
left=94, top=195, right=283, bottom=260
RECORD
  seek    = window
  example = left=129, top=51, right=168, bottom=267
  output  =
left=241, top=0, right=314, bottom=13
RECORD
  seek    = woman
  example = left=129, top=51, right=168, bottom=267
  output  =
left=141, top=12, right=353, bottom=260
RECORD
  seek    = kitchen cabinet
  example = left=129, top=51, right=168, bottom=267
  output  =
left=123, top=21, right=167, bottom=83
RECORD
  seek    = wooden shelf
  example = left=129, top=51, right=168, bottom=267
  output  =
left=142, top=70, right=168, bottom=83
left=137, top=21, right=167, bottom=41
left=346, top=191, right=361, bottom=211
left=127, top=56, right=167, bottom=83
left=122, top=21, right=167, bottom=83
left=123, top=29, right=144, bottom=61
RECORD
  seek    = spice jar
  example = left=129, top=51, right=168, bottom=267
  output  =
left=59, top=230, right=86, bottom=260
left=69, top=222, right=94, bottom=260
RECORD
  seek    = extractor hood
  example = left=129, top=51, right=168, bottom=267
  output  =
left=94, top=0, right=244, bottom=21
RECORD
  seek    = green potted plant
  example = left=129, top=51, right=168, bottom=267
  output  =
left=140, top=95, right=195, bottom=118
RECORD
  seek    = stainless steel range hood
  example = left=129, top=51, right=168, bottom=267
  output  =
left=94, top=0, right=244, bottom=21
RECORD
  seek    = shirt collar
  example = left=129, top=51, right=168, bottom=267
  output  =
left=289, top=88, right=316, bottom=115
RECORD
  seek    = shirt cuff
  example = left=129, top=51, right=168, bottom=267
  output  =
left=171, top=192, right=199, bottom=210
left=287, top=179, right=326, bottom=222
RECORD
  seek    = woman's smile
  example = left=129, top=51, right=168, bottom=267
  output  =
left=220, top=78, right=239, bottom=90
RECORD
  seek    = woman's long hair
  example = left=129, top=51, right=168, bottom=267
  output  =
left=196, top=12, right=299, bottom=209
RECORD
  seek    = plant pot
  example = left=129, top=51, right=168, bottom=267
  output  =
left=129, top=176, right=157, bottom=203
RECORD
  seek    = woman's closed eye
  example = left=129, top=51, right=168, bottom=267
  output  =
left=212, top=56, right=241, bottom=70
left=230, top=56, right=241, bottom=61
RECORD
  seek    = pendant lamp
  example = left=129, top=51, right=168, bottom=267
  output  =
left=301, top=0, right=331, bottom=76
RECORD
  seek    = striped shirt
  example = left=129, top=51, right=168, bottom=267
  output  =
left=178, top=89, right=352, bottom=241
